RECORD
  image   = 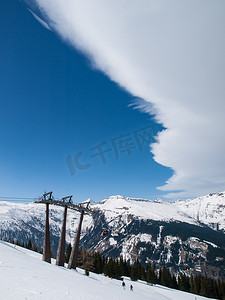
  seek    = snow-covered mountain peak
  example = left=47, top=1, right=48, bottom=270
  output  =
left=87, top=198, right=96, bottom=204
left=154, top=198, right=164, bottom=203
left=101, top=195, right=126, bottom=202
left=175, top=191, right=225, bottom=230
left=99, top=195, right=159, bottom=203
left=92, top=195, right=197, bottom=225
left=80, top=198, right=96, bottom=205
left=95, top=195, right=130, bottom=210
left=90, top=191, right=225, bottom=231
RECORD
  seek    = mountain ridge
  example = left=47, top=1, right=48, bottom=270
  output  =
left=1, top=191, right=225, bottom=279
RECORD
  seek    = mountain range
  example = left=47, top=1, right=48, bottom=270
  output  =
left=1, top=191, right=225, bottom=279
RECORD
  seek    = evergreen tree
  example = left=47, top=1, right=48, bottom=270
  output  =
left=212, top=279, right=219, bottom=300
left=103, top=257, right=109, bottom=276
left=200, top=276, right=208, bottom=297
left=218, top=280, right=225, bottom=300
left=32, top=241, right=38, bottom=252
left=65, top=243, right=72, bottom=263
left=26, top=240, right=32, bottom=250
left=208, top=278, right=217, bottom=299
left=178, top=273, right=190, bottom=292
left=50, top=244, right=55, bottom=258
left=200, top=275, right=216, bottom=299
left=193, top=274, right=201, bottom=295
left=77, top=248, right=95, bottom=271
left=93, top=252, right=103, bottom=274
left=119, top=256, right=130, bottom=277
left=77, top=248, right=84, bottom=268
left=103, top=257, right=122, bottom=279
left=146, top=263, right=157, bottom=284
left=160, top=266, right=174, bottom=288
left=136, top=260, right=142, bottom=280
left=172, top=274, right=178, bottom=289
left=130, top=265, right=138, bottom=281
left=158, top=269, right=162, bottom=285
left=190, top=275, right=195, bottom=294
left=141, top=266, right=146, bottom=281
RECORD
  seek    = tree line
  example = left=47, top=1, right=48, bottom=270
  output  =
left=12, top=240, right=225, bottom=299
left=72, top=245, right=225, bottom=300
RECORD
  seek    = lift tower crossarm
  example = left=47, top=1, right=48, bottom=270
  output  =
left=34, top=198, right=92, bottom=215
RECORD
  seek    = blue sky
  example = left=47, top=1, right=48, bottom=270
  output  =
left=0, top=1, right=172, bottom=202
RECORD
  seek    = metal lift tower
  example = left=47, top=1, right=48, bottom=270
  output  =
left=35, top=193, right=92, bottom=267
left=41, top=192, right=52, bottom=263
left=55, top=195, right=72, bottom=266
left=67, top=201, right=91, bottom=270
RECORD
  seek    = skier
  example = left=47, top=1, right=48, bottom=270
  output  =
left=122, top=280, right=125, bottom=289
left=130, top=284, right=133, bottom=291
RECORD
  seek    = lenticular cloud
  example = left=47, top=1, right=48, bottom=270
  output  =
left=26, top=0, right=225, bottom=198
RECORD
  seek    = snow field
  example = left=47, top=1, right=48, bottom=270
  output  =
left=0, top=241, right=215, bottom=300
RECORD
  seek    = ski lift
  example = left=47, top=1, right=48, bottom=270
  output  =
left=102, top=228, right=109, bottom=236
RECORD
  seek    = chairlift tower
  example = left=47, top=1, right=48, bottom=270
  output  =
left=56, top=195, right=72, bottom=266
left=42, top=192, right=52, bottom=263
left=67, top=201, right=91, bottom=270
left=34, top=193, right=93, bottom=267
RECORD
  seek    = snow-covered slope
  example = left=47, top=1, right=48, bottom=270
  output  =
left=0, top=201, right=93, bottom=245
left=0, top=241, right=214, bottom=300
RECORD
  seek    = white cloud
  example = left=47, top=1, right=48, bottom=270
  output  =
left=28, top=9, right=51, bottom=31
left=27, top=0, right=225, bottom=198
